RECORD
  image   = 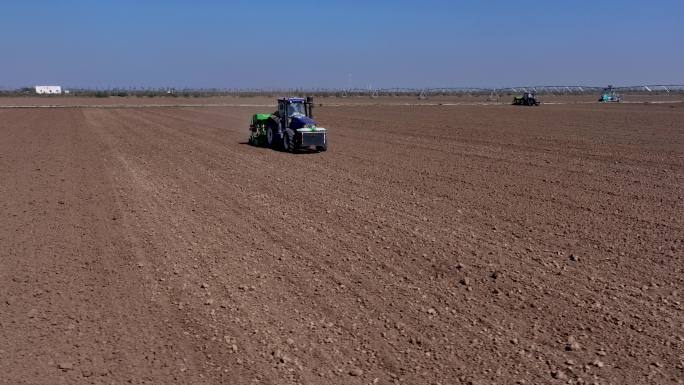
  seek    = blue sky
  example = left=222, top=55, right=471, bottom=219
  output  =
left=1, top=1, right=682, bottom=89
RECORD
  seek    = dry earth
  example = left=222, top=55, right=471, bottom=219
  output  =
left=0, top=102, right=682, bottom=385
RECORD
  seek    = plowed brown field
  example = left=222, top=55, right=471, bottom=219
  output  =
left=1, top=103, right=682, bottom=385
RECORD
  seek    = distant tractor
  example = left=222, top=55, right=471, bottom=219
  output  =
left=512, top=92, right=540, bottom=106
left=249, top=97, right=327, bottom=152
left=598, top=86, right=622, bottom=103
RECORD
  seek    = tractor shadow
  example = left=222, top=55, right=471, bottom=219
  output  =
left=238, top=141, right=324, bottom=154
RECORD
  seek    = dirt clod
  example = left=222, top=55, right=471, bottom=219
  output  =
left=349, top=368, right=364, bottom=376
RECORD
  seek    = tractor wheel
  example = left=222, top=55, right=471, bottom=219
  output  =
left=266, top=126, right=275, bottom=148
left=282, top=129, right=295, bottom=153
left=316, top=142, right=327, bottom=152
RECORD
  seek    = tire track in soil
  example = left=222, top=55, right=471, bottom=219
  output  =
left=0, top=109, right=206, bottom=384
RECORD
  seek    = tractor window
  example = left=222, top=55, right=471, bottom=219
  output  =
left=287, top=102, right=306, bottom=116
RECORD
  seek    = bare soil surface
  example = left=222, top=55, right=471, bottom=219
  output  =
left=1, top=103, right=682, bottom=384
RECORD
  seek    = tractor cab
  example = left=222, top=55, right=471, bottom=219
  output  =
left=277, top=97, right=319, bottom=131
left=277, top=97, right=314, bottom=119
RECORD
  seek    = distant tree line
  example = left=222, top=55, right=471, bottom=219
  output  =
left=1, top=87, right=682, bottom=98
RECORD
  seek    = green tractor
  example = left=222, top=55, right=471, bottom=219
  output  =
left=598, top=86, right=622, bottom=103
left=248, top=97, right=327, bottom=152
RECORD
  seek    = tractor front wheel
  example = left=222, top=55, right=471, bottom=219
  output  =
left=282, top=129, right=295, bottom=153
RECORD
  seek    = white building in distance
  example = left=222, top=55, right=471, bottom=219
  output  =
left=35, top=85, right=62, bottom=94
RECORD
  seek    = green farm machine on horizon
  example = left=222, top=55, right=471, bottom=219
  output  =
left=512, top=91, right=540, bottom=106
left=598, top=86, right=622, bottom=103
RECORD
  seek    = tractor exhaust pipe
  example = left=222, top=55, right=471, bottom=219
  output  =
left=306, top=96, right=314, bottom=118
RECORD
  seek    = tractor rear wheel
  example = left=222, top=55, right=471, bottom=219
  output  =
left=266, top=126, right=275, bottom=148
